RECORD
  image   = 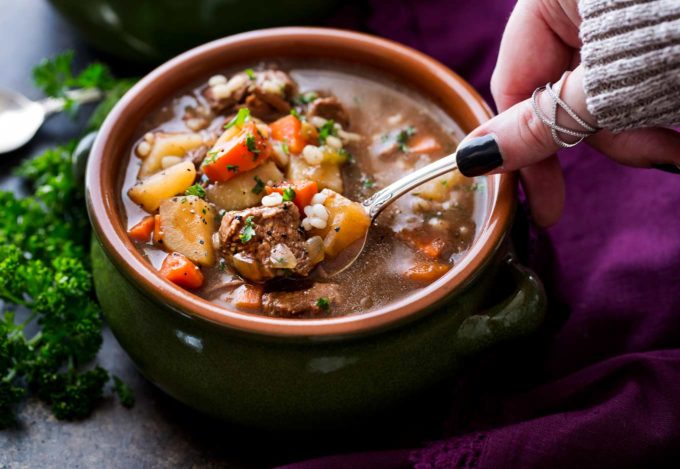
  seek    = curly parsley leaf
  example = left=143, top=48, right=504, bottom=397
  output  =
left=32, top=50, right=135, bottom=122
left=0, top=52, right=136, bottom=428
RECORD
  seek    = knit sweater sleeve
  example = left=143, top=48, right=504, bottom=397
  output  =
left=578, top=0, right=680, bottom=132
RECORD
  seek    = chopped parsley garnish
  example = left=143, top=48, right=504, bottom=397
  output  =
left=203, top=150, right=219, bottom=166
left=282, top=187, right=296, bottom=202
left=227, top=164, right=239, bottom=173
left=316, top=297, right=330, bottom=311
left=245, top=133, right=260, bottom=155
left=318, top=120, right=337, bottom=144
left=0, top=51, right=137, bottom=427
left=281, top=140, right=290, bottom=155
left=244, top=68, right=256, bottom=80
left=295, top=91, right=318, bottom=105
left=185, top=183, right=206, bottom=198
left=224, top=107, right=251, bottom=130
left=362, top=178, right=375, bottom=189
left=339, top=148, right=353, bottom=163
left=396, top=126, right=416, bottom=152
left=252, top=175, right=265, bottom=195
left=290, top=108, right=304, bottom=121
left=239, top=216, right=256, bottom=243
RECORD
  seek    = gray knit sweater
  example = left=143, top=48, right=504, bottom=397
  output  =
left=579, top=0, right=680, bottom=131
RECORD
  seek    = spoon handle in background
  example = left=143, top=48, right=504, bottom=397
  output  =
left=39, top=88, right=103, bottom=116
left=362, top=151, right=458, bottom=219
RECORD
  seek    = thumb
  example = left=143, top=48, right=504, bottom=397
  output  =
left=456, top=67, right=593, bottom=176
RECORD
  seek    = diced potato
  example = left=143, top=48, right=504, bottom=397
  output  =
left=205, top=161, right=283, bottom=212
left=270, top=141, right=290, bottom=169
left=139, top=132, right=205, bottom=178
left=311, top=189, right=371, bottom=257
left=414, top=171, right=468, bottom=202
left=159, top=196, right=216, bottom=266
left=287, top=155, right=343, bottom=193
left=128, top=161, right=197, bottom=212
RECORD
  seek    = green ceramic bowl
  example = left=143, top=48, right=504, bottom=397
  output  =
left=48, top=0, right=340, bottom=62
left=86, top=28, right=546, bottom=429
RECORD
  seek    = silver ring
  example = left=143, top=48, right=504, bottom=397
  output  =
left=531, top=74, right=599, bottom=148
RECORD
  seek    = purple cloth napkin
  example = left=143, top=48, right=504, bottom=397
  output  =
left=283, top=1, right=680, bottom=467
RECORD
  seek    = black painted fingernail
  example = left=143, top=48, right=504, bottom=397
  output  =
left=456, top=134, right=503, bottom=177
left=652, top=163, right=680, bottom=174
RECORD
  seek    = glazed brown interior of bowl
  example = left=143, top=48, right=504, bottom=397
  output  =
left=87, top=27, right=514, bottom=337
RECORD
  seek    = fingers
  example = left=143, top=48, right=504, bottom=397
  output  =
left=463, top=91, right=560, bottom=173
left=519, top=157, right=565, bottom=227
left=491, top=0, right=581, bottom=111
left=588, top=128, right=680, bottom=168
left=462, top=66, right=593, bottom=173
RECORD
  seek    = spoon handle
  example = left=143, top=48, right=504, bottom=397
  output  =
left=40, top=88, right=103, bottom=116
left=362, top=151, right=458, bottom=219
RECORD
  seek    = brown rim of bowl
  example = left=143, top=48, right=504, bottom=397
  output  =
left=86, top=27, right=515, bottom=339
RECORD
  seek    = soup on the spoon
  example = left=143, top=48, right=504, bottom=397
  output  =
left=121, top=61, right=482, bottom=318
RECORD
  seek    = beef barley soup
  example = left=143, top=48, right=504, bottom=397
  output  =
left=122, top=61, right=484, bottom=318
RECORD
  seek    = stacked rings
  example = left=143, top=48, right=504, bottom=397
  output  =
left=531, top=73, right=599, bottom=148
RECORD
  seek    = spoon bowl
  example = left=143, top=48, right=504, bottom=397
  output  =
left=315, top=150, right=461, bottom=278
left=0, top=89, right=46, bottom=153
left=0, top=88, right=102, bottom=154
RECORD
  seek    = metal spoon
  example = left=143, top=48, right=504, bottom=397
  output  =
left=0, top=88, right=102, bottom=153
left=315, top=134, right=499, bottom=278
left=315, top=149, right=462, bottom=279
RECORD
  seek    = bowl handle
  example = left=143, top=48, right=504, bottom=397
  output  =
left=454, top=253, right=547, bottom=355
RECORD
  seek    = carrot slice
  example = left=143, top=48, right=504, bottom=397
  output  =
left=404, top=261, right=451, bottom=282
left=159, top=252, right=204, bottom=289
left=408, top=134, right=442, bottom=155
left=397, top=230, right=448, bottom=259
left=153, top=214, right=164, bottom=245
left=202, top=121, right=271, bottom=182
left=266, top=180, right=318, bottom=211
left=270, top=115, right=311, bottom=154
left=128, top=216, right=155, bottom=242
left=231, top=284, right=264, bottom=310
left=418, top=238, right=448, bottom=258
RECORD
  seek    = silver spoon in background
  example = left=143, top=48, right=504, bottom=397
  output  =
left=0, top=88, right=102, bottom=153
left=315, top=134, right=499, bottom=279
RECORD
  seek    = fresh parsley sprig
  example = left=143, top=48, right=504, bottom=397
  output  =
left=32, top=50, right=135, bottom=128
left=0, top=52, right=136, bottom=428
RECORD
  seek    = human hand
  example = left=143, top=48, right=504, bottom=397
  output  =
left=458, top=0, right=680, bottom=227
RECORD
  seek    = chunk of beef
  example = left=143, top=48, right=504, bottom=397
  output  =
left=204, top=69, right=296, bottom=120
left=262, top=283, right=342, bottom=317
left=188, top=145, right=210, bottom=167
left=307, top=96, right=350, bottom=128
left=203, top=72, right=250, bottom=113
left=219, top=202, right=314, bottom=282
left=245, top=70, right=295, bottom=120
